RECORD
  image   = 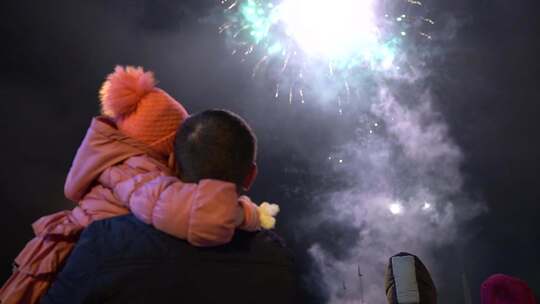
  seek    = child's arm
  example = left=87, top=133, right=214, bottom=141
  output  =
left=115, top=175, right=241, bottom=246
left=98, top=156, right=278, bottom=246
left=96, top=157, right=260, bottom=246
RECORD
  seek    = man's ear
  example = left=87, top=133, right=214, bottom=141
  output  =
left=242, top=162, right=258, bottom=191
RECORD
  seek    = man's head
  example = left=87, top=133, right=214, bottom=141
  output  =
left=175, top=109, right=257, bottom=191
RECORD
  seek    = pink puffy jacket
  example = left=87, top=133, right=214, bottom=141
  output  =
left=0, top=117, right=260, bottom=304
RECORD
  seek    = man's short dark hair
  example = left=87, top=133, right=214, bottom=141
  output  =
left=175, top=109, right=257, bottom=187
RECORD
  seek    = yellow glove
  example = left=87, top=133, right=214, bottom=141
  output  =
left=258, top=202, right=280, bottom=230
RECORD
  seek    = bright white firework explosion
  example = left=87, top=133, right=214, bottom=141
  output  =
left=220, top=0, right=433, bottom=105
left=277, top=0, right=388, bottom=64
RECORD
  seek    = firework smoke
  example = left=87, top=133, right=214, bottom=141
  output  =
left=306, top=86, right=484, bottom=303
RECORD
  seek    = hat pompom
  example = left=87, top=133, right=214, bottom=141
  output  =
left=99, top=65, right=156, bottom=118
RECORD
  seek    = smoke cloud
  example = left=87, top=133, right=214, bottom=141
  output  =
left=303, top=78, right=485, bottom=303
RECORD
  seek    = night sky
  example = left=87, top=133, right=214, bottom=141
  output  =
left=1, top=0, right=539, bottom=303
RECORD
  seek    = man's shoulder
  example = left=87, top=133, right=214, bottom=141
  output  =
left=45, top=215, right=299, bottom=304
left=205, top=228, right=295, bottom=266
left=85, top=214, right=294, bottom=265
left=86, top=213, right=289, bottom=248
left=84, top=213, right=148, bottom=236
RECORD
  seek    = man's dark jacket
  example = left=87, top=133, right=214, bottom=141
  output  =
left=41, top=214, right=298, bottom=304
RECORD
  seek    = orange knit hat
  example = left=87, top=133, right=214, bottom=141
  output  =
left=99, top=66, right=189, bottom=156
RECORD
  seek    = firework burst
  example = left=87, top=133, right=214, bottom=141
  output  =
left=220, top=0, right=434, bottom=107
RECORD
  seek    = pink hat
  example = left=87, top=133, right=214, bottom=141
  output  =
left=481, top=274, right=537, bottom=304
left=99, top=66, right=189, bottom=156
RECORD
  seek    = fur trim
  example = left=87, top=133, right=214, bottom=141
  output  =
left=99, top=66, right=156, bottom=118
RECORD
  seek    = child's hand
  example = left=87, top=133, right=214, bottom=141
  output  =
left=258, top=202, right=280, bottom=230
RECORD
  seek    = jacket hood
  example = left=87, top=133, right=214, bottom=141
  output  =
left=64, top=116, right=169, bottom=202
left=384, top=252, right=437, bottom=304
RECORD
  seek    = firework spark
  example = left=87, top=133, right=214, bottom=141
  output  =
left=389, top=203, right=403, bottom=215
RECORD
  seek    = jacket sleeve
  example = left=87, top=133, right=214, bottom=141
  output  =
left=97, top=156, right=168, bottom=207
left=186, top=180, right=243, bottom=246
left=238, top=196, right=261, bottom=232
left=99, top=157, right=259, bottom=247
left=126, top=177, right=245, bottom=247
